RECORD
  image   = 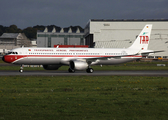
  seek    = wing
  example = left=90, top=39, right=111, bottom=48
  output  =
left=85, top=53, right=139, bottom=64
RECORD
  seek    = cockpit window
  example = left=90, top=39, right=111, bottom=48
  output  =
left=8, top=52, right=12, bottom=55
left=7, top=52, right=18, bottom=55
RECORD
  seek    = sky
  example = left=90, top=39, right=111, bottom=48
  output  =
left=0, top=0, right=168, bottom=29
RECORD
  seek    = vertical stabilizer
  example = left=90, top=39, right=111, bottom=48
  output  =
left=129, top=24, right=152, bottom=50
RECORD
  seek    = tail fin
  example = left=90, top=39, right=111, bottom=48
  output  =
left=129, top=24, right=152, bottom=50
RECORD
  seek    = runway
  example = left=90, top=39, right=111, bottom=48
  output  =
left=0, top=70, right=168, bottom=76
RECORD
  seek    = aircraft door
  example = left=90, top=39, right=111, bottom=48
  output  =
left=73, top=52, right=76, bottom=57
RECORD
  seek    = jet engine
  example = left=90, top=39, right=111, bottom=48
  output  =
left=43, top=65, right=62, bottom=70
left=70, top=60, right=88, bottom=71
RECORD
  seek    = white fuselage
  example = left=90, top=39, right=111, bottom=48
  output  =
left=3, top=47, right=141, bottom=65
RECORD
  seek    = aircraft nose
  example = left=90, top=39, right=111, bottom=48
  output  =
left=2, top=56, right=5, bottom=62
left=2, top=55, right=8, bottom=63
left=2, top=55, right=14, bottom=63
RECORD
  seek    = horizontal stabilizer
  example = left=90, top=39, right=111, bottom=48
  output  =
left=140, top=50, right=165, bottom=54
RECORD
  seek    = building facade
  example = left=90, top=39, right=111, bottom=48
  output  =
left=84, top=19, right=168, bottom=57
left=37, top=27, right=85, bottom=47
left=0, top=33, right=30, bottom=53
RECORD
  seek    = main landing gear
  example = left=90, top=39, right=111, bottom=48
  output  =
left=86, top=68, right=94, bottom=73
left=68, top=67, right=94, bottom=73
left=68, top=68, right=75, bottom=73
left=19, top=65, right=23, bottom=73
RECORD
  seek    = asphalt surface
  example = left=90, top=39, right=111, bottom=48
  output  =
left=0, top=70, right=168, bottom=76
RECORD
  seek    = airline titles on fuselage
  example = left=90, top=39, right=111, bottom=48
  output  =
left=34, top=49, right=54, bottom=52
left=33, top=49, right=89, bottom=52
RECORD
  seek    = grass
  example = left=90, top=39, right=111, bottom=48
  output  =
left=0, top=76, right=168, bottom=120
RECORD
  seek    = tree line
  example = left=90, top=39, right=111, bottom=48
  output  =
left=0, top=25, right=84, bottom=40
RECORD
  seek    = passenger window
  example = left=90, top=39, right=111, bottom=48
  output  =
left=8, top=52, right=10, bottom=54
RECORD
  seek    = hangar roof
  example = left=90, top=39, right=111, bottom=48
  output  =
left=0, top=33, right=19, bottom=38
left=90, top=19, right=168, bottom=22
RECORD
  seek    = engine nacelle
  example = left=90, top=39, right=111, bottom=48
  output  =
left=43, top=65, right=62, bottom=70
left=70, top=61, right=88, bottom=70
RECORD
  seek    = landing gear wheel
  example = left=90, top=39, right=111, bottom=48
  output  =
left=19, top=65, right=23, bottom=73
left=86, top=68, right=94, bottom=73
left=68, top=68, right=75, bottom=73
left=19, top=69, right=23, bottom=73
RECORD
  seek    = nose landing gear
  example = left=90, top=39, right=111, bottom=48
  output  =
left=19, top=65, right=23, bottom=73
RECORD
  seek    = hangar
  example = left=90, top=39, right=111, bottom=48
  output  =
left=84, top=19, right=168, bottom=58
left=0, top=33, right=30, bottom=54
left=37, top=27, right=85, bottom=47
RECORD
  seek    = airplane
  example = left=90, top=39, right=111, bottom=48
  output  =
left=2, top=24, right=163, bottom=73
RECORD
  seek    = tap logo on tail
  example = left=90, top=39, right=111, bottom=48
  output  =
left=140, top=36, right=149, bottom=44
